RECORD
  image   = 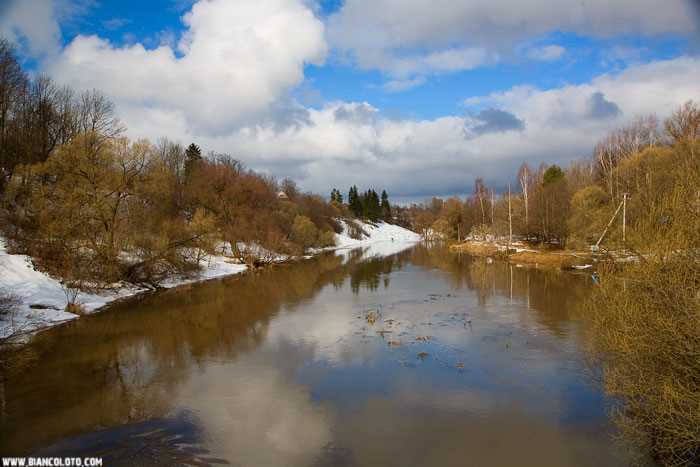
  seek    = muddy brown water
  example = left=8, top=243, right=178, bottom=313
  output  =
left=0, top=245, right=633, bottom=466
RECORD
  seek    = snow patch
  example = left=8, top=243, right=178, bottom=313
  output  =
left=333, top=220, right=421, bottom=260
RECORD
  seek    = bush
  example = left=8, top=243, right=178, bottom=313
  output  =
left=589, top=260, right=700, bottom=466
left=0, top=289, right=20, bottom=316
left=567, top=185, right=611, bottom=248
left=318, top=229, right=336, bottom=248
left=345, top=219, right=367, bottom=240
left=291, top=215, right=319, bottom=251
left=64, top=302, right=86, bottom=315
left=468, top=224, right=493, bottom=241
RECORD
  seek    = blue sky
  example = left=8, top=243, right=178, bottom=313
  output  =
left=1, top=0, right=699, bottom=198
left=55, top=1, right=690, bottom=119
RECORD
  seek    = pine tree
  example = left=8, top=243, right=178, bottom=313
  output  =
left=380, top=190, right=391, bottom=220
left=184, top=143, right=202, bottom=179
left=349, top=186, right=362, bottom=217
left=362, top=189, right=381, bottom=221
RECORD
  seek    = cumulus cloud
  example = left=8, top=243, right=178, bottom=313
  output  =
left=158, top=56, right=699, bottom=198
left=21, top=0, right=700, bottom=199
left=0, top=0, right=62, bottom=56
left=47, top=0, right=327, bottom=135
left=327, top=0, right=697, bottom=77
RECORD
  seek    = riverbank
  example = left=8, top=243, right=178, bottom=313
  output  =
left=449, top=240, right=595, bottom=270
left=1, top=220, right=421, bottom=341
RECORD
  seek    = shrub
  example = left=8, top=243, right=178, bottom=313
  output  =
left=64, top=302, right=86, bottom=315
left=318, top=229, right=336, bottom=248
left=291, top=215, right=319, bottom=251
left=0, top=289, right=20, bottom=316
left=345, top=219, right=367, bottom=240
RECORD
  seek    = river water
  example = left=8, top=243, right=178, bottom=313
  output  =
left=0, top=244, right=631, bottom=465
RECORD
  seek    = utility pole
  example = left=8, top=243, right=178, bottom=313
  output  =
left=622, top=192, right=628, bottom=244
left=595, top=199, right=624, bottom=250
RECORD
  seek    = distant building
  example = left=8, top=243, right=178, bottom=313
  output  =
left=277, top=191, right=289, bottom=200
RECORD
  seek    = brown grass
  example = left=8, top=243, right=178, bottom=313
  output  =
left=450, top=241, right=592, bottom=269
left=449, top=241, right=501, bottom=257
left=64, top=302, right=86, bottom=315
left=507, top=251, right=588, bottom=269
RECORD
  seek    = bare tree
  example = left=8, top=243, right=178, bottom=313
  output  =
left=474, top=177, right=487, bottom=225
left=77, top=89, right=124, bottom=140
left=517, top=162, right=530, bottom=228
left=665, top=100, right=700, bottom=146
left=594, top=114, right=659, bottom=201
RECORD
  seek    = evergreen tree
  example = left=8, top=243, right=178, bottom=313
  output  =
left=363, top=189, right=381, bottom=221
left=184, top=143, right=202, bottom=179
left=349, top=186, right=362, bottom=217
left=380, top=190, right=391, bottom=220
left=543, top=165, right=565, bottom=186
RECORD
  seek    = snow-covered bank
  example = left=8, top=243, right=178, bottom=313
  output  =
left=0, top=220, right=420, bottom=341
left=333, top=220, right=421, bottom=259
left=0, top=238, right=248, bottom=340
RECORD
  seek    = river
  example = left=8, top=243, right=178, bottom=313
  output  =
left=0, top=244, right=632, bottom=465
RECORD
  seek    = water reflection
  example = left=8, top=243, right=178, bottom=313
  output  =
left=0, top=245, right=627, bottom=465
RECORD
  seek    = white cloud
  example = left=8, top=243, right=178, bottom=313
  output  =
left=22, top=1, right=700, bottom=198
left=327, top=0, right=697, bottom=77
left=0, top=0, right=62, bottom=57
left=150, top=56, right=699, bottom=197
left=47, top=0, right=327, bottom=135
left=527, top=45, right=566, bottom=62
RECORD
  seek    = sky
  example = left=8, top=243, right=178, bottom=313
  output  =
left=1, top=0, right=699, bottom=201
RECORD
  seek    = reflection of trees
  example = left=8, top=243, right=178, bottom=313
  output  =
left=347, top=248, right=415, bottom=295
left=0, top=251, right=365, bottom=455
left=408, top=244, right=590, bottom=336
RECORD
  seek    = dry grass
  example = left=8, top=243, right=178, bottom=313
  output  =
left=64, top=302, right=86, bottom=315
left=507, top=251, right=587, bottom=269
left=449, top=241, right=501, bottom=257
left=450, top=241, right=591, bottom=269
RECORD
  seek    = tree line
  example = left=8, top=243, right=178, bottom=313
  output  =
left=332, top=186, right=392, bottom=222
left=402, top=101, right=700, bottom=252
left=0, top=38, right=358, bottom=293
